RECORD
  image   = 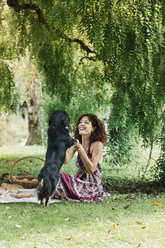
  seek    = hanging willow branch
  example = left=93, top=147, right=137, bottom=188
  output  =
left=7, top=0, right=97, bottom=55
left=79, top=56, right=97, bottom=62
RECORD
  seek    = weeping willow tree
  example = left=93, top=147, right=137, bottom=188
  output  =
left=0, top=3, right=17, bottom=111
left=1, top=0, right=165, bottom=180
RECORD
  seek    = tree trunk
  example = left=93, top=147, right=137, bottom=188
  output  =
left=25, top=82, right=42, bottom=145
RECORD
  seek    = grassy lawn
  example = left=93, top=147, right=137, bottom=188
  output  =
left=0, top=145, right=164, bottom=248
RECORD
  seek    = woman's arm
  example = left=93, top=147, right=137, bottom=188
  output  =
left=75, top=141, right=103, bottom=174
left=64, top=145, right=77, bottom=164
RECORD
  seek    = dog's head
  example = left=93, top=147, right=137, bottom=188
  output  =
left=48, top=110, right=71, bottom=131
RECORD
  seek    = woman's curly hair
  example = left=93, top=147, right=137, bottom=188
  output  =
left=74, top=114, right=108, bottom=144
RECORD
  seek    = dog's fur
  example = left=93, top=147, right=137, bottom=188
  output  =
left=37, top=110, right=75, bottom=206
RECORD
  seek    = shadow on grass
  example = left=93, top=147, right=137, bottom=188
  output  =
left=103, top=177, right=165, bottom=195
left=1, top=175, right=164, bottom=196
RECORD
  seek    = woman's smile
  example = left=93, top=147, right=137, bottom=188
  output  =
left=78, top=116, right=94, bottom=135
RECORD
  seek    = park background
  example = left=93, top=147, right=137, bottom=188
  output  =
left=0, top=0, right=165, bottom=247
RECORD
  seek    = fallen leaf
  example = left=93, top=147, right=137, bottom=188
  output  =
left=15, top=224, right=22, bottom=228
left=124, top=205, right=131, bottom=209
left=136, top=221, right=142, bottom=225
left=113, top=224, right=119, bottom=230
left=86, top=212, right=92, bottom=216
left=64, top=218, right=70, bottom=222
left=114, top=197, right=120, bottom=200
left=65, top=235, right=72, bottom=240
left=154, top=201, right=162, bottom=206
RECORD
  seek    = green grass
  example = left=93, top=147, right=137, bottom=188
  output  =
left=0, top=194, right=164, bottom=248
left=0, top=145, right=164, bottom=248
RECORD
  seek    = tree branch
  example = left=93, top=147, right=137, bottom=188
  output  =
left=62, top=34, right=96, bottom=54
left=80, top=56, right=97, bottom=62
left=7, top=0, right=97, bottom=55
left=7, top=0, right=46, bottom=24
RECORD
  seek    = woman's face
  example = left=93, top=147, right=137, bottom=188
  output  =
left=78, top=116, right=94, bottom=136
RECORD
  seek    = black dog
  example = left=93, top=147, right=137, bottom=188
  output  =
left=37, top=110, right=75, bottom=206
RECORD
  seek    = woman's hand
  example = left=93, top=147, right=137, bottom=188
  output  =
left=74, top=140, right=84, bottom=153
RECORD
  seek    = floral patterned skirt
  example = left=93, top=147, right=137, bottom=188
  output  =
left=52, top=172, right=110, bottom=202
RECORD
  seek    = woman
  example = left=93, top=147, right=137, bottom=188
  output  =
left=53, top=114, right=110, bottom=202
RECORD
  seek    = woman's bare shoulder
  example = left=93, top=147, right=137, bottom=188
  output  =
left=91, top=141, right=103, bottom=150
